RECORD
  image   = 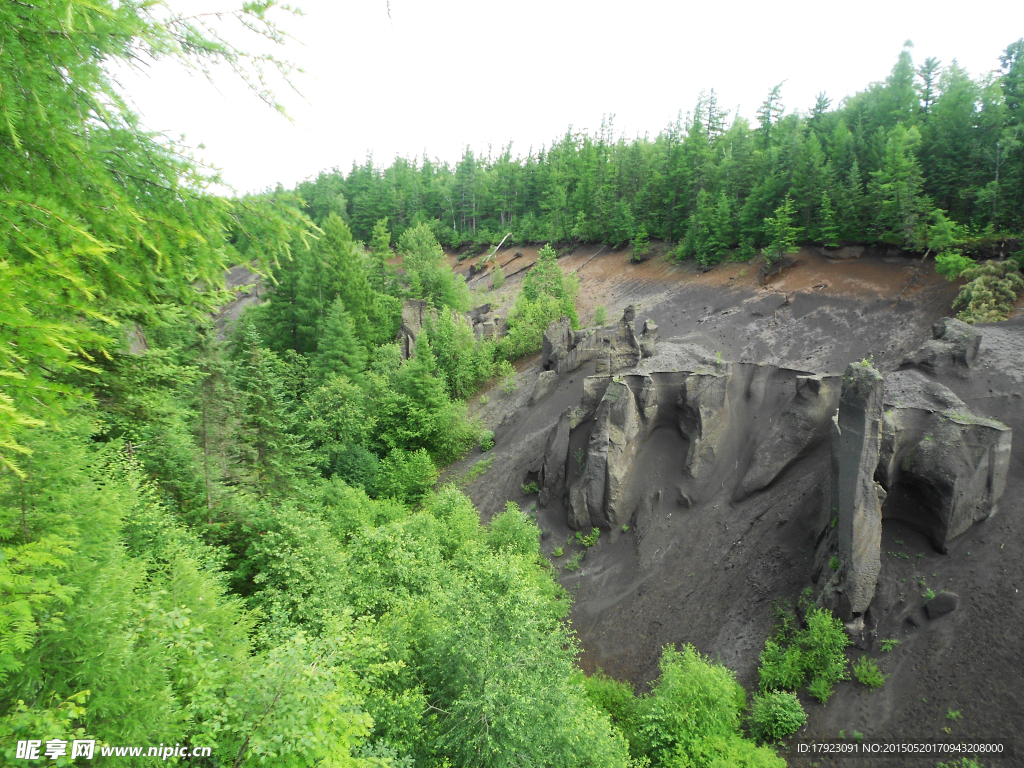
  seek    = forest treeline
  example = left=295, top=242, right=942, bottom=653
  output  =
left=297, top=41, right=1024, bottom=268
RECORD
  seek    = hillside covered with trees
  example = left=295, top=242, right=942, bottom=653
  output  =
left=1, top=0, right=1022, bottom=766
left=299, top=41, right=1024, bottom=269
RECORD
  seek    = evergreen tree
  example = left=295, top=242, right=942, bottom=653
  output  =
left=314, top=298, right=367, bottom=381
left=235, top=327, right=310, bottom=495
left=763, top=197, right=802, bottom=267
left=819, top=192, right=841, bottom=248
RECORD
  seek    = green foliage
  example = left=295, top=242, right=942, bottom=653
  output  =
left=880, top=637, right=899, bottom=652
left=576, top=528, right=601, bottom=548
left=0, top=0, right=311, bottom=475
left=315, top=298, right=368, bottom=381
left=937, top=760, right=985, bottom=768
left=522, top=481, right=540, bottom=494
left=565, top=551, right=584, bottom=571
left=461, top=457, right=493, bottom=485
left=374, top=449, right=437, bottom=506
left=635, top=645, right=784, bottom=767
left=478, top=430, right=495, bottom=452
left=830, top=555, right=840, bottom=571
left=935, top=251, right=977, bottom=280
left=763, top=197, right=802, bottom=268
left=748, top=690, right=807, bottom=743
left=491, top=263, right=506, bottom=289
left=398, top=224, right=470, bottom=311
left=631, top=227, right=651, bottom=261
left=947, top=708, right=963, bottom=721
left=952, top=260, right=1024, bottom=323
left=757, top=607, right=851, bottom=704
left=487, top=502, right=539, bottom=557
left=594, top=305, right=610, bottom=325
left=852, top=657, right=888, bottom=689
left=499, top=244, right=579, bottom=359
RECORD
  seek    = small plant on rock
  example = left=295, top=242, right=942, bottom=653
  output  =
left=552, top=547, right=563, bottom=558
left=565, top=551, right=584, bottom=571
left=853, top=657, right=887, bottom=690
left=593, top=305, right=608, bottom=325
left=521, top=481, right=539, bottom=494
left=879, top=638, right=899, bottom=652
left=830, top=555, right=840, bottom=571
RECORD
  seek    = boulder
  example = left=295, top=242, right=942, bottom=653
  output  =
left=835, top=361, right=886, bottom=618
left=925, top=592, right=960, bottom=619
left=901, top=317, right=981, bottom=377
left=529, top=369, right=560, bottom=405
left=468, top=303, right=491, bottom=323
left=541, top=316, right=574, bottom=372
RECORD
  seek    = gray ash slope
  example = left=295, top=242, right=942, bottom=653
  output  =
left=454, top=253, right=1023, bottom=765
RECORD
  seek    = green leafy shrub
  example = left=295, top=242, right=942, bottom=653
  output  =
left=635, top=644, right=785, bottom=767
left=521, top=481, right=540, bottom=494
left=498, top=244, right=579, bottom=360
left=758, top=640, right=806, bottom=692
left=935, top=250, right=976, bottom=280
left=757, top=607, right=851, bottom=704
left=952, top=260, right=1024, bottom=323
left=748, top=690, right=807, bottom=743
left=564, top=551, right=584, bottom=571
left=576, top=528, right=600, bottom=548
left=487, top=501, right=539, bottom=557
left=802, top=608, right=851, bottom=703
left=594, top=305, right=609, bottom=325
left=491, top=263, right=505, bottom=289
left=373, top=448, right=438, bottom=505
left=479, top=429, right=494, bottom=452
left=852, top=657, right=887, bottom=689
left=879, top=638, right=899, bottom=652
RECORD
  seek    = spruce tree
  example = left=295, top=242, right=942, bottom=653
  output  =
left=314, top=298, right=367, bottom=382
left=763, top=197, right=803, bottom=267
left=235, top=327, right=310, bottom=495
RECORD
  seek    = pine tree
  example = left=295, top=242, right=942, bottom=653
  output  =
left=235, top=327, right=310, bottom=495
left=314, top=299, right=367, bottom=382
left=763, top=197, right=803, bottom=267
left=819, top=192, right=841, bottom=248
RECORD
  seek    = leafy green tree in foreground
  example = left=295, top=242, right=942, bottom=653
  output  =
left=0, top=0, right=309, bottom=475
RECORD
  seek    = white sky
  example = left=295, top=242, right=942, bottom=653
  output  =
left=117, top=0, right=1024, bottom=194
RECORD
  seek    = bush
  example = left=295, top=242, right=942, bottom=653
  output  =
left=487, top=501, right=539, bottom=557
left=749, top=690, right=807, bottom=743
left=478, top=429, right=494, bottom=452
left=372, top=448, right=437, bottom=505
left=935, top=250, right=976, bottom=280
left=801, top=608, right=851, bottom=703
left=852, top=656, right=887, bottom=690
left=952, top=260, right=1024, bottom=323
left=593, top=305, right=608, bottom=325
left=635, top=644, right=783, bottom=767
left=491, top=263, right=505, bottom=289
left=756, top=607, right=851, bottom=704
left=758, top=640, right=805, bottom=692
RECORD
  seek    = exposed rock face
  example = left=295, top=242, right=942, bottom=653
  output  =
left=737, top=374, right=841, bottom=499
left=569, top=380, right=642, bottom=530
left=529, top=370, right=560, bottom=405
left=877, top=370, right=1011, bottom=551
left=835, top=362, right=886, bottom=618
left=541, top=306, right=658, bottom=375
left=901, top=317, right=981, bottom=377
left=399, top=300, right=429, bottom=359
left=539, top=408, right=572, bottom=508
left=565, top=362, right=843, bottom=531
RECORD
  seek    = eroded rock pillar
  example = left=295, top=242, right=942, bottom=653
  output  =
left=836, top=362, right=885, bottom=617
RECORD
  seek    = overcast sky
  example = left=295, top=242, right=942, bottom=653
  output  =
left=117, top=0, right=1024, bottom=194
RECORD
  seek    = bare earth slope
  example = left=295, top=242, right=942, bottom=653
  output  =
left=454, top=247, right=1023, bottom=766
